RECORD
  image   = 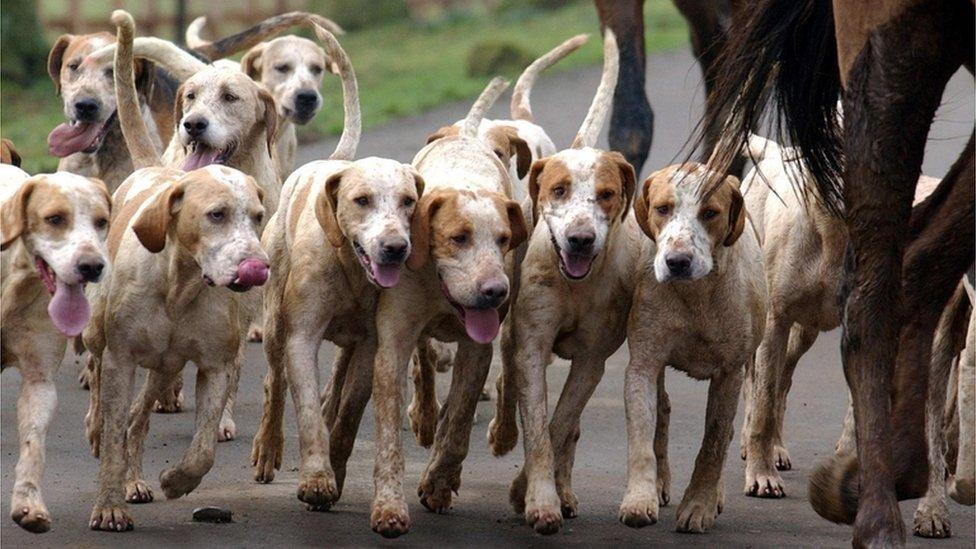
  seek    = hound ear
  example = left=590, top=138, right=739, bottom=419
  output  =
left=425, top=125, right=458, bottom=145
left=48, top=35, right=73, bottom=95
left=723, top=177, right=746, bottom=247
left=634, top=177, right=654, bottom=240
left=173, top=82, right=187, bottom=129
left=325, top=54, right=340, bottom=75
left=132, top=183, right=184, bottom=253
left=134, top=59, right=156, bottom=100
left=1, top=180, right=37, bottom=250
left=606, top=151, right=636, bottom=220
left=314, top=170, right=346, bottom=248
left=410, top=168, right=425, bottom=200
left=527, top=158, right=548, bottom=221
left=502, top=127, right=532, bottom=180
left=407, top=190, right=448, bottom=271
left=504, top=200, right=528, bottom=251
left=1, top=138, right=22, bottom=167
left=240, top=42, right=266, bottom=80
left=258, top=88, right=278, bottom=155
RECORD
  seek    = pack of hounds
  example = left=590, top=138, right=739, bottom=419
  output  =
left=0, top=2, right=972, bottom=545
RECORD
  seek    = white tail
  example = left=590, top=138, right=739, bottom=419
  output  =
left=510, top=34, right=588, bottom=122
left=461, top=77, right=510, bottom=139
left=571, top=29, right=617, bottom=149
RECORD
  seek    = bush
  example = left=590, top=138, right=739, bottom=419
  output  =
left=465, top=40, right=534, bottom=78
left=308, top=0, right=409, bottom=31
left=1, top=0, right=49, bottom=85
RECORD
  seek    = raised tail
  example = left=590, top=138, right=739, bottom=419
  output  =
left=88, top=36, right=207, bottom=81
left=695, top=0, right=842, bottom=212
left=460, top=77, right=510, bottom=139
left=571, top=29, right=618, bottom=149
left=510, top=34, right=588, bottom=122
left=189, top=12, right=344, bottom=61
left=308, top=23, right=360, bottom=161
left=111, top=10, right=160, bottom=169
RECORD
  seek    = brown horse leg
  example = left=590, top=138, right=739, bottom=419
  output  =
left=595, top=0, right=652, bottom=173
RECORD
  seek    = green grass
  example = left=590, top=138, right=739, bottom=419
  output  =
left=1, top=0, right=687, bottom=173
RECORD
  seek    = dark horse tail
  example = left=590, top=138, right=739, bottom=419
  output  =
left=697, top=0, right=843, bottom=214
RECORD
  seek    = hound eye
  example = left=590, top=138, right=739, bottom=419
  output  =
left=494, top=150, right=505, bottom=159
left=104, top=68, right=114, bottom=78
left=45, top=215, right=65, bottom=226
left=497, top=235, right=509, bottom=247
left=655, top=205, right=670, bottom=216
left=701, top=208, right=719, bottom=220
left=401, top=197, right=415, bottom=208
left=598, top=190, right=615, bottom=200
left=95, top=218, right=108, bottom=230
left=68, top=62, right=80, bottom=71
left=274, top=64, right=291, bottom=73
left=207, top=210, right=226, bottom=222
left=450, top=234, right=468, bottom=245
left=186, top=92, right=196, bottom=101
left=223, top=93, right=239, bottom=103
left=552, top=186, right=566, bottom=198
left=354, top=196, right=370, bottom=207
left=309, top=64, right=323, bottom=75
left=252, top=213, right=263, bottom=225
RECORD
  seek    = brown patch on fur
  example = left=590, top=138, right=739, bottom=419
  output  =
left=314, top=169, right=345, bottom=247
left=407, top=189, right=458, bottom=271
left=107, top=186, right=164, bottom=260
left=484, top=125, right=532, bottom=180
left=1, top=139, right=22, bottom=167
left=426, top=125, right=460, bottom=145
left=594, top=151, right=636, bottom=221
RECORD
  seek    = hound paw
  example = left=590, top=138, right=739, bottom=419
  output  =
left=913, top=499, right=951, bottom=538
left=125, top=479, right=154, bottom=504
left=217, top=415, right=236, bottom=442
left=11, top=491, right=52, bottom=533
left=247, top=323, right=264, bottom=342
left=556, top=484, right=579, bottom=518
left=250, top=423, right=283, bottom=483
left=487, top=416, right=518, bottom=457
left=675, top=490, right=719, bottom=533
left=153, top=390, right=183, bottom=414
left=418, top=471, right=459, bottom=514
left=371, top=500, right=410, bottom=538
left=298, top=471, right=339, bottom=511
left=89, top=503, right=133, bottom=532
left=508, top=471, right=527, bottom=514
left=774, top=444, right=792, bottom=471
left=159, top=467, right=203, bottom=499
left=619, top=491, right=659, bottom=528
left=407, top=398, right=438, bottom=449
left=744, top=462, right=786, bottom=498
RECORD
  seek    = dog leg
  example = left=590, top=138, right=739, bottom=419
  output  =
left=488, top=318, right=520, bottom=456
left=744, top=312, right=789, bottom=498
left=322, top=346, right=353, bottom=429
left=835, top=396, right=857, bottom=456
left=11, top=359, right=59, bottom=533
left=418, top=341, right=492, bottom=514
left=329, top=339, right=376, bottom=498
left=217, top=364, right=239, bottom=442
left=619, top=351, right=665, bottom=528
left=739, top=352, right=753, bottom=460
left=125, top=368, right=174, bottom=504
left=950, top=311, right=975, bottom=505
left=90, top=348, right=137, bottom=531
left=251, top=307, right=291, bottom=483
left=408, top=337, right=440, bottom=449
left=85, top=353, right=103, bottom=458
left=158, top=363, right=230, bottom=500
left=771, top=324, right=819, bottom=471
left=654, top=368, right=671, bottom=507
left=676, top=366, right=742, bottom=533
left=153, top=376, right=184, bottom=414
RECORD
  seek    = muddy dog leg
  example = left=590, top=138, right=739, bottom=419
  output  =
left=217, top=366, right=240, bottom=442
left=913, top=284, right=968, bottom=538
left=487, top=318, right=520, bottom=456
left=407, top=337, right=440, bottom=449
left=251, top=302, right=292, bottom=483
left=125, top=368, right=177, bottom=504
left=808, top=6, right=969, bottom=544
left=745, top=312, right=790, bottom=497
left=772, top=324, right=819, bottom=470
left=90, top=348, right=137, bottom=531
left=418, top=341, right=493, bottom=513
left=329, top=340, right=376, bottom=498
left=654, top=369, right=672, bottom=506
left=321, top=346, right=352, bottom=428
left=950, top=309, right=975, bottom=505
left=619, top=350, right=666, bottom=528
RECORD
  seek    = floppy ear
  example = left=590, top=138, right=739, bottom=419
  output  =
left=325, top=54, right=339, bottom=75
left=407, top=190, right=448, bottom=271
left=425, top=125, right=458, bottom=145
left=411, top=169, right=425, bottom=199
left=722, top=177, right=746, bottom=247
left=633, top=177, right=654, bottom=240
left=527, top=158, right=548, bottom=221
left=1, top=138, right=22, bottom=167
left=240, top=43, right=266, bottom=80
left=504, top=200, right=528, bottom=251
left=258, top=88, right=278, bottom=155
left=606, top=151, right=636, bottom=220
left=173, top=83, right=187, bottom=129
left=1, top=180, right=37, bottom=250
left=132, top=183, right=184, bottom=253
left=501, top=127, right=532, bottom=180
left=314, top=170, right=346, bottom=248
left=134, top=59, right=156, bottom=100
left=48, top=35, right=72, bottom=95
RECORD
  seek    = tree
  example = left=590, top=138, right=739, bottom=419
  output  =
left=1, top=0, right=50, bottom=85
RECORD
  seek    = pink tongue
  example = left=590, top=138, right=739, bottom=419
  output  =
left=182, top=147, right=221, bottom=171
left=561, top=251, right=593, bottom=278
left=48, top=122, right=102, bottom=157
left=372, top=263, right=401, bottom=288
left=235, top=259, right=269, bottom=287
left=463, top=307, right=500, bottom=344
left=47, top=279, right=91, bottom=337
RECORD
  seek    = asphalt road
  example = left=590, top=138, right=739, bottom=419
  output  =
left=2, top=48, right=973, bottom=548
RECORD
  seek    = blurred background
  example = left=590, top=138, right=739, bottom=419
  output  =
left=1, top=0, right=688, bottom=173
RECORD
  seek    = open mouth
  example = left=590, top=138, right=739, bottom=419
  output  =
left=438, top=275, right=500, bottom=344
left=47, top=111, right=117, bottom=157
left=550, top=234, right=596, bottom=280
left=353, top=241, right=402, bottom=288
left=182, top=140, right=233, bottom=171
left=34, top=256, right=91, bottom=337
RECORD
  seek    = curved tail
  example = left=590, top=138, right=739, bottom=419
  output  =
left=571, top=29, right=617, bottom=149
left=111, top=10, right=160, bottom=169
left=460, top=77, right=510, bottom=139
left=88, top=37, right=207, bottom=81
left=694, top=0, right=842, bottom=212
left=510, top=34, right=588, bottom=122
left=309, top=23, right=360, bottom=161
left=188, top=12, right=344, bottom=61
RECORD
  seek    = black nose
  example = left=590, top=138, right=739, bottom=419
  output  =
left=380, top=239, right=408, bottom=263
left=183, top=117, right=209, bottom=137
left=76, top=260, right=105, bottom=282
left=295, top=91, right=319, bottom=108
left=477, top=280, right=508, bottom=307
left=74, top=99, right=100, bottom=121
left=566, top=229, right=595, bottom=252
left=665, top=253, right=692, bottom=277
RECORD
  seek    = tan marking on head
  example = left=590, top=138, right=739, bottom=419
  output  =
left=528, top=157, right=570, bottom=219
left=484, top=125, right=532, bottom=180
left=426, top=125, right=461, bottom=145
